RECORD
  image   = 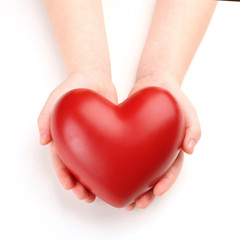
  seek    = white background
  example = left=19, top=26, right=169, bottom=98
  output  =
left=0, top=1, right=239, bottom=239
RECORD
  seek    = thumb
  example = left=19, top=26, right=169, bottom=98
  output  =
left=181, top=96, right=201, bottom=154
left=37, top=91, right=59, bottom=145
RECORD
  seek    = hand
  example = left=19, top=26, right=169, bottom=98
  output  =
left=38, top=72, right=117, bottom=203
left=124, top=73, right=201, bottom=210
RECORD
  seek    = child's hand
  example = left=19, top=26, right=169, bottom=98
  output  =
left=38, top=73, right=117, bottom=203
left=122, top=0, right=215, bottom=210
left=124, top=74, right=201, bottom=210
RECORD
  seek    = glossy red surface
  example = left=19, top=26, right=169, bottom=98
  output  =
left=51, top=87, right=185, bottom=208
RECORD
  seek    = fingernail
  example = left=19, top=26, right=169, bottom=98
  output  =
left=188, top=139, right=196, bottom=153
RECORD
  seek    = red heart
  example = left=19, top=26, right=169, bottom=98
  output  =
left=51, top=87, right=184, bottom=208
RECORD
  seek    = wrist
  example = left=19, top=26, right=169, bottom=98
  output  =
left=136, top=68, right=182, bottom=90
left=67, top=65, right=112, bottom=85
left=63, top=70, right=117, bottom=104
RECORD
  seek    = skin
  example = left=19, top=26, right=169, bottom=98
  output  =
left=38, top=0, right=216, bottom=210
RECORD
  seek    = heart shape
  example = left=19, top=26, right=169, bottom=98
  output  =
left=51, top=87, right=184, bottom=208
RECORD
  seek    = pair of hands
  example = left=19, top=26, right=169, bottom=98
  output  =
left=38, top=72, right=201, bottom=210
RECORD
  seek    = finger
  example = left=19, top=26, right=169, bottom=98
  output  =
left=153, top=151, right=184, bottom=196
left=84, top=192, right=96, bottom=203
left=136, top=189, right=155, bottom=209
left=72, top=182, right=90, bottom=200
left=49, top=142, right=76, bottom=190
left=181, top=97, right=201, bottom=154
left=50, top=142, right=95, bottom=201
left=124, top=202, right=136, bottom=211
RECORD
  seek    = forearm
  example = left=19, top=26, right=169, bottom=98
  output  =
left=137, top=0, right=217, bottom=86
left=44, top=0, right=111, bottom=80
